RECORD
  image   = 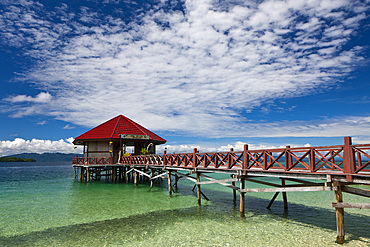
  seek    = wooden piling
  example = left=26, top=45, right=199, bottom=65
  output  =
left=134, top=170, right=138, bottom=186
left=282, top=179, right=288, bottom=210
left=80, top=167, right=84, bottom=181
left=96, top=168, right=100, bottom=180
left=126, top=167, right=129, bottom=183
left=196, top=172, right=201, bottom=206
left=267, top=192, right=279, bottom=209
left=229, top=149, right=236, bottom=203
left=240, top=176, right=245, bottom=217
left=150, top=169, right=154, bottom=190
left=112, top=167, right=116, bottom=182
left=232, top=175, right=237, bottom=202
left=334, top=181, right=345, bottom=244
left=174, top=174, right=179, bottom=190
left=168, top=171, right=172, bottom=196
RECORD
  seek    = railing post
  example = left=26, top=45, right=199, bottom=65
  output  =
left=193, top=148, right=198, bottom=168
left=309, top=148, right=315, bottom=172
left=163, top=150, right=167, bottom=167
left=243, top=144, right=249, bottom=172
left=263, top=150, right=267, bottom=170
left=285, top=146, right=291, bottom=171
left=330, top=150, right=335, bottom=165
left=228, top=148, right=233, bottom=169
left=343, top=137, right=355, bottom=182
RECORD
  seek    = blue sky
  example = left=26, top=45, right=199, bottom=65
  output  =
left=0, top=0, right=369, bottom=156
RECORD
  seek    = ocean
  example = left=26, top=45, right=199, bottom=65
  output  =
left=0, top=162, right=369, bottom=246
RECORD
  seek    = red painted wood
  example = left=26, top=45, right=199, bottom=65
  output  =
left=73, top=137, right=370, bottom=180
left=73, top=115, right=166, bottom=143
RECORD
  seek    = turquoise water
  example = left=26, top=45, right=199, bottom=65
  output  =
left=0, top=162, right=369, bottom=246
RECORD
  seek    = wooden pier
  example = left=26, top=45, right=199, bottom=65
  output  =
left=73, top=137, right=370, bottom=244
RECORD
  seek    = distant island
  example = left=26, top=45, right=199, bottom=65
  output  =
left=0, top=157, right=36, bottom=162
left=0, top=153, right=81, bottom=163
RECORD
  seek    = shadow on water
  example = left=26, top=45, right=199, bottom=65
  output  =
left=181, top=182, right=370, bottom=237
left=0, top=200, right=369, bottom=246
left=173, top=179, right=370, bottom=244
left=1, top=179, right=369, bottom=246
left=0, top=208, right=194, bottom=246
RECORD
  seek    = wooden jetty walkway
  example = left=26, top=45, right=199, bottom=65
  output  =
left=73, top=137, right=370, bottom=244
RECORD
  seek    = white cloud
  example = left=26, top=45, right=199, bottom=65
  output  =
left=0, top=137, right=290, bottom=156
left=62, top=124, right=75, bottom=129
left=0, top=137, right=82, bottom=156
left=0, top=0, right=369, bottom=138
left=37, top=120, right=46, bottom=125
left=5, top=92, right=52, bottom=103
left=7, top=106, right=39, bottom=118
left=214, top=115, right=370, bottom=138
left=1, top=135, right=368, bottom=157
left=157, top=141, right=307, bottom=154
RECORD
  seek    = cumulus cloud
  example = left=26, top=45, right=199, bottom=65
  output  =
left=1, top=135, right=368, bottom=156
left=0, top=137, right=82, bottom=157
left=0, top=0, right=369, bottom=137
left=0, top=137, right=287, bottom=156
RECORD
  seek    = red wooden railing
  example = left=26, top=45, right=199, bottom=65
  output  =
left=122, top=137, right=370, bottom=178
left=72, top=156, right=113, bottom=165
left=74, top=137, right=370, bottom=180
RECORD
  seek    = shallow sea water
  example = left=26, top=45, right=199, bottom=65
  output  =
left=0, top=162, right=369, bottom=246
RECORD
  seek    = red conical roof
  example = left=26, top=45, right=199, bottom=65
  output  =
left=73, top=115, right=166, bottom=144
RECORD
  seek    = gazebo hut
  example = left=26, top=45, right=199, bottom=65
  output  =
left=73, top=115, right=166, bottom=163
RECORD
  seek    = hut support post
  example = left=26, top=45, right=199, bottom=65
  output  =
left=126, top=167, right=129, bottom=183
left=112, top=168, right=116, bottom=182
left=86, top=168, right=90, bottom=182
left=150, top=169, right=154, bottom=190
left=134, top=170, right=138, bottom=186
left=80, top=167, right=84, bottom=181
left=97, top=169, right=101, bottom=180
left=334, top=181, right=345, bottom=244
